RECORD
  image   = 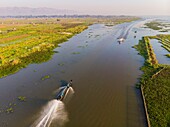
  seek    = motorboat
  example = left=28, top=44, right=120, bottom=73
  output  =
left=56, top=82, right=72, bottom=101
left=118, top=37, right=125, bottom=42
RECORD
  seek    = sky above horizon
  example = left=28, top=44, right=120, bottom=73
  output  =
left=0, top=0, right=170, bottom=15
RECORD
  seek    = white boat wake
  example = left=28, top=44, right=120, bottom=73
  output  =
left=32, top=87, right=74, bottom=127
left=32, top=100, right=68, bottom=127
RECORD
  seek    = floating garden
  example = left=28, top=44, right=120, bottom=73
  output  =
left=0, top=19, right=88, bottom=78
left=134, top=36, right=170, bottom=127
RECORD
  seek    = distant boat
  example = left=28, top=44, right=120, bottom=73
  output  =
left=118, top=37, right=125, bottom=42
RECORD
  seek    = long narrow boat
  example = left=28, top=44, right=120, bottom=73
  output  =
left=56, top=83, right=71, bottom=101
left=118, top=37, right=125, bottom=42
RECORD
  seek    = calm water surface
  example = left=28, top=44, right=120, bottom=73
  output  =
left=150, top=39, right=170, bottom=64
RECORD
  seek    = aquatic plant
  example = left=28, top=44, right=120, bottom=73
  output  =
left=60, top=70, right=65, bottom=73
left=72, top=52, right=80, bottom=54
left=58, top=62, right=65, bottom=66
left=18, top=96, right=26, bottom=102
left=41, top=75, right=50, bottom=80
left=6, top=107, right=14, bottom=113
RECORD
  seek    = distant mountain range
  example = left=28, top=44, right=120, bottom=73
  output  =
left=0, top=7, right=79, bottom=16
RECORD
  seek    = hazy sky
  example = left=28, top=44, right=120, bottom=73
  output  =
left=0, top=0, right=170, bottom=15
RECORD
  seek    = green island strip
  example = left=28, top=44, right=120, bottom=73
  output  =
left=145, top=21, right=170, bottom=32
left=133, top=36, right=170, bottom=127
left=145, top=21, right=162, bottom=30
left=0, top=17, right=138, bottom=78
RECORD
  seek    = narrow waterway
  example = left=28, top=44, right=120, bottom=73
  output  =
left=150, top=39, right=170, bottom=65
left=1, top=19, right=168, bottom=127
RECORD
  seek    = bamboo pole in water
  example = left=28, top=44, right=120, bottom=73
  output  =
left=141, top=85, right=151, bottom=127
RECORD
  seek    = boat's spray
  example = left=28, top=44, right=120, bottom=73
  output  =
left=32, top=87, right=74, bottom=127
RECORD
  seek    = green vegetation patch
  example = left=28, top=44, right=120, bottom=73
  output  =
left=134, top=35, right=170, bottom=127
left=60, top=70, right=65, bottom=73
left=72, top=52, right=80, bottom=54
left=145, top=21, right=162, bottom=30
left=166, top=54, right=170, bottom=58
left=145, top=21, right=170, bottom=32
left=0, top=50, right=54, bottom=78
left=41, top=75, right=50, bottom=80
left=18, top=96, right=26, bottom=102
left=6, top=107, right=14, bottom=113
left=78, top=45, right=86, bottom=48
left=58, top=62, right=65, bottom=66
left=0, top=19, right=88, bottom=78
left=133, top=36, right=158, bottom=66
left=1, top=103, right=17, bottom=114
left=144, top=67, right=170, bottom=127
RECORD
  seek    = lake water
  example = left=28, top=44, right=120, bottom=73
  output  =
left=150, top=39, right=170, bottom=65
left=0, top=18, right=169, bottom=127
